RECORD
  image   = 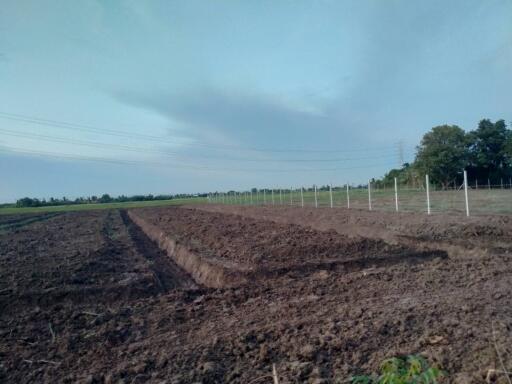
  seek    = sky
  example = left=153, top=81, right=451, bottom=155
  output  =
left=0, top=0, right=511, bottom=202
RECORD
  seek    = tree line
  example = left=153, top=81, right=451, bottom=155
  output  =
left=376, top=118, right=511, bottom=189
left=13, top=117, right=511, bottom=208
left=15, top=193, right=204, bottom=208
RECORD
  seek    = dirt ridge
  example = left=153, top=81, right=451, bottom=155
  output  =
left=128, top=208, right=448, bottom=288
left=128, top=210, right=249, bottom=288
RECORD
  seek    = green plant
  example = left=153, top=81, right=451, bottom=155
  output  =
left=351, top=355, right=444, bottom=384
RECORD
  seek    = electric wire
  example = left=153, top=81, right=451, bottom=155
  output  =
left=0, top=146, right=400, bottom=173
left=0, top=128, right=402, bottom=163
left=0, top=111, right=412, bottom=154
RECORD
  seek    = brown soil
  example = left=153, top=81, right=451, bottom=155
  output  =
left=130, top=207, right=445, bottom=287
left=191, top=204, right=512, bottom=252
left=1, top=205, right=511, bottom=383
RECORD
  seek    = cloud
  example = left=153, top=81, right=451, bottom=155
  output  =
left=112, top=87, right=370, bottom=151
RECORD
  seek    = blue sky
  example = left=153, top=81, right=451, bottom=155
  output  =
left=0, top=0, right=511, bottom=202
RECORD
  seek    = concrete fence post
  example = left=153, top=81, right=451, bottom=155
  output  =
left=394, top=177, right=398, bottom=212
left=314, top=185, right=318, bottom=208
left=464, top=170, right=470, bottom=217
left=368, top=180, right=372, bottom=211
left=329, top=184, right=333, bottom=208
left=426, top=174, right=431, bottom=215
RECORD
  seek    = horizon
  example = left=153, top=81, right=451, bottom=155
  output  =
left=1, top=0, right=511, bottom=203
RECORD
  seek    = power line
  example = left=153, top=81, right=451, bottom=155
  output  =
left=0, top=146, right=399, bottom=173
left=0, top=128, right=401, bottom=163
left=0, top=111, right=406, bottom=154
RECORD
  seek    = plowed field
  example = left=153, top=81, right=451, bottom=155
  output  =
left=1, top=205, right=511, bottom=383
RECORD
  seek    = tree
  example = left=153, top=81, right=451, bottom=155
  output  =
left=414, top=125, right=469, bottom=188
left=16, top=197, right=43, bottom=207
left=98, top=194, right=112, bottom=203
left=375, top=163, right=422, bottom=188
left=505, top=129, right=512, bottom=163
left=467, top=119, right=511, bottom=182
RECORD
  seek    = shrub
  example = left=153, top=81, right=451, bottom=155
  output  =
left=351, top=355, right=444, bottom=384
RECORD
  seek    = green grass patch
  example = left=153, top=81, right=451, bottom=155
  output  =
left=0, top=197, right=206, bottom=215
left=351, top=355, right=444, bottom=384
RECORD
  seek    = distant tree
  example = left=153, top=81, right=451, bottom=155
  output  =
left=505, top=130, right=512, bottom=162
left=16, top=197, right=42, bottom=207
left=467, top=119, right=511, bottom=182
left=98, top=194, right=112, bottom=203
left=414, top=125, right=469, bottom=188
left=376, top=163, right=422, bottom=188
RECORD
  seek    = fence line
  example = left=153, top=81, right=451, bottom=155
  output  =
left=207, top=170, right=512, bottom=216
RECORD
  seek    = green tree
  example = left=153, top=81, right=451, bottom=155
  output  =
left=376, top=163, right=422, bottom=188
left=505, top=130, right=512, bottom=163
left=414, top=125, right=469, bottom=188
left=98, top=194, right=112, bottom=203
left=467, top=119, right=510, bottom=181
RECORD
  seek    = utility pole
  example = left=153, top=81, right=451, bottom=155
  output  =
left=397, top=140, right=404, bottom=167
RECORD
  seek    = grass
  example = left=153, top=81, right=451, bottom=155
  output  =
left=4, top=187, right=511, bottom=216
left=351, top=355, right=444, bottom=384
left=227, top=187, right=512, bottom=215
left=0, top=197, right=206, bottom=215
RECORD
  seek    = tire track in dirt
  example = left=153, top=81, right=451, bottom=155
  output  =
left=0, top=212, right=61, bottom=233
left=120, top=210, right=199, bottom=291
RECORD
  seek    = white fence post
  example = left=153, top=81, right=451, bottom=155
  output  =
left=279, top=189, right=282, bottom=204
left=464, top=170, right=470, bottom=217
left=368, top=180, right=372, bottom=211
left=290, top=187, right=293, bottom=205
left=263, top=189, right=266, bottom=204
left=314, top=185, right=318, bottom=208
left=301, top=187, right=304, bottom=207
left=329, top=184, right=333, bottom=208
left=394, top=177, right=398, bottom=212
left=271, top=189, right=274, bottom=205
left=250, top=191, right=253, bottom=205
left=346, top=184, right=350, bottom=209
left=426, top=174, right=431, bottom=215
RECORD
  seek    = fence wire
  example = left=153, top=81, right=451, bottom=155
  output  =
left=209, top=179, right=512, bottom=216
